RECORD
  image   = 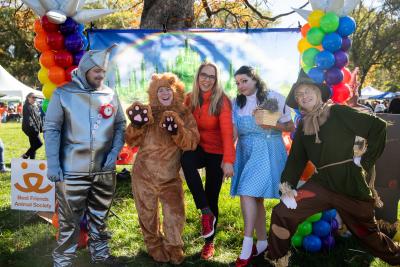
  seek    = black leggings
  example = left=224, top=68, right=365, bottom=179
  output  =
left=25, top=134, right=43, bottom=159
left=181, top=146, right=224, bottom=243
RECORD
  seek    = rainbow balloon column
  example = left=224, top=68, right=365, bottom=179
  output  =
left=22, top=0, right=115, bottom=112
left=295, top=0, right=360, bottom=104
left=34, top=17, right=87, bottom=112
left=291, top=209, right=339, bottom=252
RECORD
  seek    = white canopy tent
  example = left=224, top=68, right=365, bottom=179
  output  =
left=360, top=86, right=384, bottom=99
left=0, top=65, right=43, bottom=102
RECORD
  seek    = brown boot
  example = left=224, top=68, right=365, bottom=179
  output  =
left=168, top=247, right=185, bottom=265
left=377, top=219, right=398, bottom=239
left=148, top=246, right=169, bottom=263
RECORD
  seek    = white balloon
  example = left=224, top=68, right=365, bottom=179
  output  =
left=61, top=0, right=80, bottom=17
left=341, top=0, right=361, bottom=15
left=309, top=0, right=330, bottom=11
left=39, top=0, right=60, bottom=11
left=327, top=0, right=345, bottom=15
left=21, top=0, right=46, bottom=16
left=292, top=8, right=312, bottom=21
left=46, top=10, right=67, bottom=24
left=73, top=9, right=115, bottom=24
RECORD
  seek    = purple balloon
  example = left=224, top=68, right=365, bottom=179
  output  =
left=331, top=218, right=339, bottom=232
left=334, top=50, right=349, bottom=68
left=73, top=50, right=86, bottom=65
left=341, top=37, right=352, bottom=51
left=65, top=33, right=84, bottom=52
left=325, top=67, right=344, bottom=85
left=60, top=17, right=78, bottom=34
left=322, top=235, right=335, bottom=250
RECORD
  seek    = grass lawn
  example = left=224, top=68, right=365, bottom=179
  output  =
left=0, top=122, right=396, bottom=267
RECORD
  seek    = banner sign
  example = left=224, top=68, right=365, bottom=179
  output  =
left=11, top=159, right=55, bottom=212
left=88, top=28, right=301, bottom=104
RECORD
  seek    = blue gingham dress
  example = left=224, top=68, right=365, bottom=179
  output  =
left=230, top=94, right=289, bottom=198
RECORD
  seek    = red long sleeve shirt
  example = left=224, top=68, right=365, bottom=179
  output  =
left=185, top=90, right=235, bottom=164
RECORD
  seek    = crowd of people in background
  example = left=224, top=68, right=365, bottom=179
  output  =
left=360, top=96, right=400, bottom=114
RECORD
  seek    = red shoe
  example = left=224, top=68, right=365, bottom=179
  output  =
left=252, top=244, right=267, bottom=257
left=235, top=255, right=253, bottom=267
left=201, top=213, right=216, bottom=238
left=200, top=242, right=214, bottom=260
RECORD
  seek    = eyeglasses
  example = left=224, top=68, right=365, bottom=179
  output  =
left=199, top=72, right=216, bottom=81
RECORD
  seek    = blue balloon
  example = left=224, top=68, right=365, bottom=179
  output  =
left=308, top=67, right=325, bottom=83
left=338, top=16, right=356, bottom=37
left=77, top=23, right=85, bottom=33
left=322, top=235, right=336, bottom=250
left=322, top=209, right=337, bottom=222
left=322, top=33, right=342, bottom=52
left=65, top=33, right=84, bottom=52
left=303, top=235, right=322, bottom=252
left=60, top=17, right=78, bottom=34
left=315, top=51, right=335, bottom=70
left=312, top=220, right=331, bottom=237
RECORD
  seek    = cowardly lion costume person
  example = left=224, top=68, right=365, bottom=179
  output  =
left=264, top=70, right=400, bottom=266
left=125, top=73, right=200, bottom=265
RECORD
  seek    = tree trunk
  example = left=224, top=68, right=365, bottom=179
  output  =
left=140, top=0, right=194, bottom=30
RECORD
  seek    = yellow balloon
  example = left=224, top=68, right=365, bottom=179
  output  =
left=42, top=82, right=57, bottom=99
left=308, top=10, right=325, bottom=27
left=38, top=67, right=50, bottom=84
left=297, top=38, right=313, bottom=53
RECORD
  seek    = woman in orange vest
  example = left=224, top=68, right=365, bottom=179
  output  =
left=181, top=61, right=235, bottom=260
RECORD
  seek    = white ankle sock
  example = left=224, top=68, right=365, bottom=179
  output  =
left=239, top=236, right=253, bottom=259
left=256, top=240, right=268, bottom=256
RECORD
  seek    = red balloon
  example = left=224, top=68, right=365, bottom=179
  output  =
left=54, top=50, right=73, bottom=68
left=342, top=67, right=351, bottom=84
left=331, top=83, right=351, bottom=103
left=47, top=32, right=65, bottom=50
left=65, top=65, right=78, bottom=82
left=41, top=16, right=59, bottom=33
left=301, top=23, right=311, bottom=38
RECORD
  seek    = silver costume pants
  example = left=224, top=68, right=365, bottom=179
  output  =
left=53, top=173, right=116, bottom=267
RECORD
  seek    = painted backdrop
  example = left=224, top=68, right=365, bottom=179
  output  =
left=88, top=28, right=301, bottom=104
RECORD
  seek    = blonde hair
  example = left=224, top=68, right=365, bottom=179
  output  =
left=190, top=61, right=228, bottom=115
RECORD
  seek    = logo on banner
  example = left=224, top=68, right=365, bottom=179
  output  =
left=11, top=159, right=55, bottom=212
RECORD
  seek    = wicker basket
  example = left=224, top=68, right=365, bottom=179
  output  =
left=254, top=109, right=281, bottom=126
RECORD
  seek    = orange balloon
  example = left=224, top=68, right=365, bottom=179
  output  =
left=342, top=67, right=351, bottom=84
left=39, top=50, right=56, bottom=69
left=34, top=33, right=50, bottom=52
left=34, top=19, right=45, bottom=34
left=48, top=66, right=66, bottom=85
left=282, top=132, right=292, bottom=154
left=301, top=23, right=311, bottom=37
left=300, top=161, right=315, bottom=181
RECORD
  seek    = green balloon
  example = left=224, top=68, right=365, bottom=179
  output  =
left=320, top=12, right=339, bottom=33
left=306, top=212, right=323, bottom=222
left=302, top=48, right=320, bottom=67
left=306, top=27, right=325, bottom=46
left=297, top=221, right=312, bottom=236
left=302, top=65, right=312, bottom=74
left=291, top=234, right=303, bottom=247
left=42, top=99, right=49, bottom=113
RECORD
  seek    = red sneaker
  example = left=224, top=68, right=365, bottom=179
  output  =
left=200, top=242, right=215, bottom=260
left=235, top=255, right=253, bottom=267
left=201, top=213, right=216, bottom=238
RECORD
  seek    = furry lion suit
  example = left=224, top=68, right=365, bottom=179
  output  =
left=125, top=73, right=200, bottom=264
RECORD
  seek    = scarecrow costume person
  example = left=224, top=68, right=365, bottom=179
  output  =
left=44, top=46, right=126, bottom=267
left=265, top=70, right=400, bottom=266
left=125, top=73, right=200, bottom=265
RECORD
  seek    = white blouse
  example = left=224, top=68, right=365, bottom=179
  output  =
left=235, top=90, right=292, bottom=124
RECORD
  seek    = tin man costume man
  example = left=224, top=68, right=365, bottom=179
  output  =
left=44, top=45, right=126, bottom=267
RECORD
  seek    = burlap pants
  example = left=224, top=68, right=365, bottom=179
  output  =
left=53, top=173, right=116, bottom=267
left=267, top=180, right=400, bottom=266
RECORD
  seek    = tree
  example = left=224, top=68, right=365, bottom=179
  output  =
left=350, top=0, right=400, bottom=90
